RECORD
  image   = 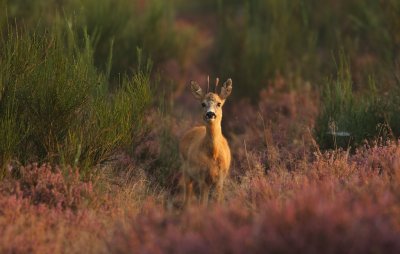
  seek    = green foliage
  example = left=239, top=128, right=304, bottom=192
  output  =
left=1, top=0, right=400, bottom=168
left=315, top=54, right=400, bottom=149
left=212, top=0, right=316, bottom=98
left=211, top=0, right=400, bottom=99
left=154, top=94, right=181, bottom=187
left=3, top=0, right=192, bottom=79
left=0, top=21, right=151, bottom=177
left=59, top=61, right=152, bottom=175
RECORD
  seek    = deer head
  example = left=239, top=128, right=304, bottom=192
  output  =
left=190, top=78, right=232, bottom=124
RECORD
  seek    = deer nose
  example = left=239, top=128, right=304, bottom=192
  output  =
left=205, top=111, right=216, bottom=119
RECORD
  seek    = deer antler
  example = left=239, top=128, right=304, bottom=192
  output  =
left=207, top=75, right=210, bottom=93
left=215, top=77, right=219, bottom=93
left=181, top=78, right=234, bottom=206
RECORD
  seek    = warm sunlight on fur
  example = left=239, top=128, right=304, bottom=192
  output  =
left=179, top=78, right=232, bottom=206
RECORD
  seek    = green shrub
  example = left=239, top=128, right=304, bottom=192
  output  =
left=0, top=20, right=151, bottom=177
left=59, top=60, right=152, bottom=173
left=75, top=0, right=193, bottom=77
left=2, top=0, right=193, bottom=79
left=153, top=93, right=181, bottom=187
left=315, top=54, right=400, bottom=149
left=212, top=0, right=316, bottom=98
left=306, top=0, right=400, bottom=87
left=210, top=0, right=400, bottom=99
left=2, top=0, right=61, bottom=26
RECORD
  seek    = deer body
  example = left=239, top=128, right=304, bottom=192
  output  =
left=180, top=79, right=232, bottom=205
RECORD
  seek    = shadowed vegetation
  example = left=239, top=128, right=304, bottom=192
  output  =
left=316, top=54, right=400, bottom=149
left=0, top=19, right=151, bottom=176
left=0, top=0, right=400, bottom=253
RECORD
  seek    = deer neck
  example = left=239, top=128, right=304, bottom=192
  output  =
left=204, top=120, right=222, bottom=159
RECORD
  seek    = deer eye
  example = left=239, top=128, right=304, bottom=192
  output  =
left=201, top=102, right=206, bottom=107
left=217, top=102, right=221, bottom=107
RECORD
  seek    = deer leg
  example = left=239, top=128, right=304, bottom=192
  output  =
left=216, top=178, right=225, bottom=203
left=181, top=167, right=193, bottom=207
left=200, top=182, right=210, bottom=206
left=184, top=180, right=193, bottom=207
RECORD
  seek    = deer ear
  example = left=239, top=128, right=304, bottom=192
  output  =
left=220, top=78, right=232, bottom=100
left=190, top=81, right=204, bottom=100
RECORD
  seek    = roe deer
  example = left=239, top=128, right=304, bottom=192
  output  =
left=180, top=78, right=232, bottom=205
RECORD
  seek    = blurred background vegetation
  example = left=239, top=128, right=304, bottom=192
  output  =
left=0, top=0, right=400, bottom=177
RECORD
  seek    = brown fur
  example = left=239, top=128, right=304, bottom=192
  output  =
left=180, top=79, right=232, bottom=205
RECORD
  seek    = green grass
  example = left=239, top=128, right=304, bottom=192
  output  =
left=315, top=53, right=400, bottom=149
left=3, top=0, right=193, bottom=80
left=1, top=0, right=400, bottom=164
left=203, top=0, right=400, bottom=146
left=209, top=0, right=400, bottom=99
left=0, top=19, right=151, bottom=177
left=211, top=0, right=315, bottom=98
